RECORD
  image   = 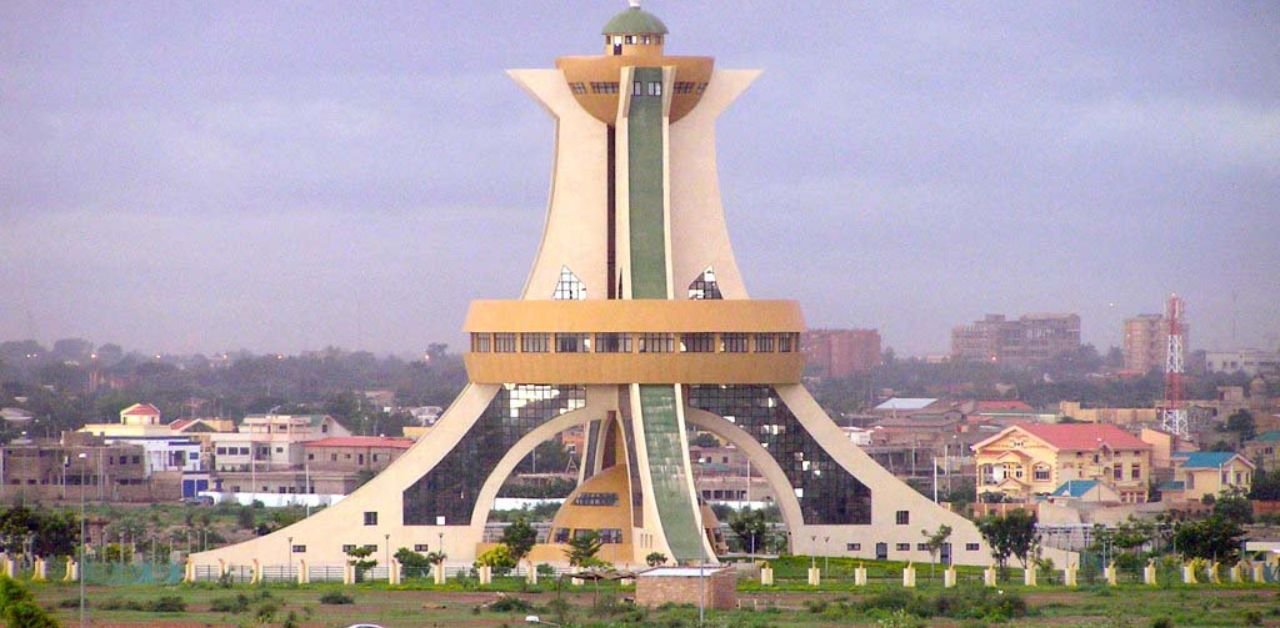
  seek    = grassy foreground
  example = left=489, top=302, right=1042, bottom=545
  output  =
left=23, top=574, right=1280, bottom=627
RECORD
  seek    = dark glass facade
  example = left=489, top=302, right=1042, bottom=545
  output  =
left=402, top=384, right=585, bottom=525
left=686, top=385, right=872, bottom=525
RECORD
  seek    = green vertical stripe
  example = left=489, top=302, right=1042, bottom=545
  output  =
left=638, top=384, right=705, bottom=563
left=627, top=67, right=668, bottom=299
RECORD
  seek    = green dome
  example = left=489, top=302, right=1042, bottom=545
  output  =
left=602, top=6, right=669, bottom=35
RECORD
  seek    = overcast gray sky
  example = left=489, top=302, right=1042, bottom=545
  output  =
left=2, top=1, right=1277, bottom=357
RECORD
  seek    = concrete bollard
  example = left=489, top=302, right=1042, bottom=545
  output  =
left=1144, top=561, right=1157, bottom=586
left=1208, top=562, right=1221, bottom=584
left=1104, top=564, right=1117, bottom=586
left=854, top=566, right=867, bottom=587
left=1229, top=563, right=1243, bottom=583
left=1182, top=563, right=1197, bottom=584
left=902, top=563, right=916, bottom=588
left=297, top=560, right=309, bottom=584
left=1023, top=566, right=1037, bottom=587
left=32, top=557, right=47, bottom=581
left=1063, top=564, right=1077, bottom=587
left=983, top=565, right=997, bottom=587
left=807, top=566, right=821, bottom=586
left=250, top=559, right=262, bottom=585
left=343, top=564, right=355, bottom=585
left=1252, top=563, right=1265, bottom=583
left=571, top=577, right=584, bottom=586
left=389, top=559, right=401, bottom=585
left=1, top=556, right=14, bottom=578
left=478, top=565, right=492, bottom=585
left=944, top=566, right=957, bottom=588
left=760, top=566, right=773, bottom=586
left=64, top=558, right=77, bottom=582
left=183, top=560, right=194, bottom=584
left=527, top=563, right=538, bottom=585
left=434, top=563, right=446, bottom=585
left=218, top=558, right=228, bottom=577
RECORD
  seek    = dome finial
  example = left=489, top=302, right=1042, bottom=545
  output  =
left=628, top=0, right=642, bottom=8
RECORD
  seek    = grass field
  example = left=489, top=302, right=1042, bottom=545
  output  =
left=24, top=567, right=1280, bottom=627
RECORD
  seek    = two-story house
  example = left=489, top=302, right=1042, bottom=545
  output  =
left=973, top=423, right=1153, bottom=503
left=1162, top=451, right=1255, bottom=503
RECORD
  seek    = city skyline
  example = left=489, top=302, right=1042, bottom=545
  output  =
left=2, top=1, right=1277, bottom=357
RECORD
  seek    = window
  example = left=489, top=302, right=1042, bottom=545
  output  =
left=556, top=333, right=590, bottom=353
left=413, top=544, right=430, bottom=552
left=216, top=447, right=226, bottom=455
left=470, top=333, right=491, bottom=353
left=1113, top=464, right=1123, bottom=481
left=753, top=334, right=775, bottom=352
left=552, top=266, right=586, bottom=300
left=638, top=333, right=674, bottom=353
left=778, top=333, right=798, bottom=352
left=521, top=333, right=550, bottom=353
left=599, top=529, right=623, bottom=544
left=966, top=543, right=980, bottom=551
left=307, top=453, right=314, bottom=461
left=895, top=510, right=909, bottom=525
left=131, top=456, right=140, bottom=464
left=569, top=82, right=587, bottom=95
left=589, top=82, right=619, bottom=94
left=917, top=543, right=930, bottom=551
left=553, top=528, right=570, bottom=544
left=572, top=492, right=619, bottom=506
left=721, top=333, right=749, bottom=353
left=595, top=333, right=632, bottom=353
left=674, top=81, right=697, bottom=94
left=896, top=543, right=911, bottom=551
left=1034, top=465, right=1051, bottom=481
left=1131, top=464, right=1141, bottom=480
left=846, top=543, right=861, bottom=551
left=493, top=333, right=516, bottom=353
left=342, top=544, right=356, bottom=553
left=680, top=333, right=715, bottom=353
left=633, top=81, right=642, bottom=95
left=647, top=81, right=662, bottom=96
left=688, top=267, right=722, bottom=299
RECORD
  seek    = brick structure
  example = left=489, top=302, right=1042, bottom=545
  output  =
left=952, top=313, right=1080, bottom=367
left=635, top=566, right=736, bottom=610
left=802, top=328, right=882, bottom=378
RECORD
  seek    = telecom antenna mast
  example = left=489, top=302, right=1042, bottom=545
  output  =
left=1160, top=293, right=1188, bottom=437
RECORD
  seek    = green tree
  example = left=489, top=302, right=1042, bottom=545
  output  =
left=690, top=432, right=720, bottom=448
left=1226, top=410, right=1256, bottom=441
left=975, top=509, right=1039, bottom=580
left=1213, top=487, right=1253, bottom=524
left=393, top=547, right=433, bottom=578
left=921, top=524, right=953, bottom=580
left=476, top=545, right=517, bottom=575
left=564, top=531, right=605, bottom=569
left=1173, top=516, right=1245, bottom=563
left=645, top=552, right=668, bottom=567
left=344, top=546, right=377, bottom=582
left=500, top=516, right=537, bottom=568
left=728, top=508, right=769, bottom=554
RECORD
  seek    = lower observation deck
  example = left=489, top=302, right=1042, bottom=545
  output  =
left=463, top=299, right=806, bottom=385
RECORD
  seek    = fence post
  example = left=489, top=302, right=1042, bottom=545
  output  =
left=1143, top=560, right=1156, bottom=586
left=1063, top=562, right=1077, bottom=587
left=250, top=559, right=262, bottom=585
left=433, top=562, right=445, bottom=585
left=807, top=565, right=821, bottom=586
left=343, top=563, right=355, bottom=585
left=1252, top=562, right=1265, bottom=583
left=478, top=564, right=492, bottom=586
left=902, top=563, right=916, bottom=588
left=1229, top=563, right=1242, bottom=583
left=527, top=561, right=538, bottom=585
left=32, top=557, right=46, bottom=581
left=297, top=560, right=309, bottom=584
left=1, top=556, right=14, bottom=578
left=983, top=564, right=997, bottom=587
left=64, top=557, right=77, bottom=582
left=854, top=564, right=867, bottom=586
left=759, top=565, right=773, bottom=586
left=943, top=565, right=956, bottom=588
left=389, top=559, right=401, bottom=585
left=1023, top=565, right=1036, bottom=587
left=1104, top=563, right=1117, bottom=586
left=1182, top=562, right=1197, bottom=584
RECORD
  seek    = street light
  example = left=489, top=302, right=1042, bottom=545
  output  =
left=78, top=452, right=88, bottom=628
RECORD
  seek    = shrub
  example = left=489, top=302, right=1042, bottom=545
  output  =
left=5, top=600, right=59, bottom=628
left=210, top=593, right=251, bottom=613
left=57, top=597, right=83, bottom=609
left=1151, top=618, right=1173, bottom=628
left=490, top=596, right=534, bottom=613
left=145, top=596, right=187, bottom=613
left=1245, top=609, right=1263, bottom=626
left=319, top=591, right=354, bottom=605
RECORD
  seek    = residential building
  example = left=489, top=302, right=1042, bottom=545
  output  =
left=0, top=408, right=33, bottom=425
left=1058, top=401, right=1159, bottom=426
left=951, top=313, right=1081, bottom=367
left=973, top=423, right=1153, bottom=504
left=79, top=401, right=173, bottom=438
left=1123, top=314, right=1191, bottom=374
left=1162, top=452, right=1254, bottom=503
left=209, top=414, right=351, bottom=495
left=1205, top=348, right=1280, bottom=377
left=802, top=328, right=881, bottom=378
left=1243, top=431, right=1280, bottom=471
left=303, top=436, right=413, bottom=473
left=0, top=433, right=163, bottom=502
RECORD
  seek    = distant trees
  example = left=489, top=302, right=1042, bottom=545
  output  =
left=564, top=531, right=606, bottom=569
left=0, top=505, right=79, bottom=557
left=500, top=516, right=537, bottom=569
left=1173, top=516, right=1245, bottom=563
left=1226, top=410, right=1257, bottom=442
left=728, top=508, right=770, bottom=554
left=921, top=524, right=953, bottom=580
